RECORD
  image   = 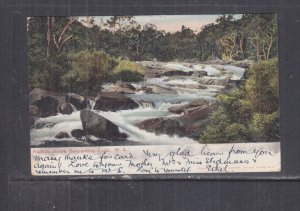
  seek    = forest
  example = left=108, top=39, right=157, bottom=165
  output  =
left=28, top=14, right=277, bottom=93
left=28, top=14, right=279, bottom=146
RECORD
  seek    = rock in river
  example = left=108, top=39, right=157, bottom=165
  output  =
left=55, top=131, right=69, bottom=139
left=66, top=93, right=88, bottom=110
left=58, top=102, right=74, bottom=115
left=136, top=117, right=184, bottom=137
left=71, top=129, right=85, bottom=139
left=93, top=92, right=139, bottom=111
left=29, top=88, right=59, bottom=117
left=175, top=105, right=211, bottom=125
left=168, top=99, right=209, bottom=114
left=80, top=110, right=127, bottom=140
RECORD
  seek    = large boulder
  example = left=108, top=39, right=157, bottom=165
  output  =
left=180, top=121, right=208, bottom=139
left=71, top=129, right=85, bottom=139
left=55, top=131, right=69, bottom=139
left=93, top=92, right=139, bottom=111
left=175, top=105, right=211, bottom=125
left=80, top=110, right=127, bottom=140
left=168, top=99, right=209, bottom=114
left=136, top=117, right=184, bottom=137
left=66, top=93, right=88, bottom=110
left=29, top=88, right=55, bottom=104
left=29, top=88, right=59, bottom=117
left=58, top=102, right=74, bottom=115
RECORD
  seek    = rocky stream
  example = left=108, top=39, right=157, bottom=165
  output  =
left=29, top=60, right=248, bottom=147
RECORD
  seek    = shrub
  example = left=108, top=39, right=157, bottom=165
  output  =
left=200, top=58, right=279, bottom=143
left=245, top=58, right=279, bottom=113
left=29, top=58, right=65, bottom=92
left=200, top=91, right=253, bottom=143
left=113, top=60, right=144, bottom=75
left=217, top=89, right=253, bottom=123
left=250, top=111, right=279, bottom=142
left=61, top=50, right=116, bottom=95
left=113, top=60, right=144, bottom=82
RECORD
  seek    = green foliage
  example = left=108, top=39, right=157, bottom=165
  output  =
left=28, top=15, right=278, bottom=70
left=113, top=60, right=144, bottom=74
left=245, top=58, right=279, bottom=113
left=114, top=70, right=144, bottom=82
left=61, top=50, right=116, bottom=95
left=112, top=60, right=145, bottom=82
left=29, top=57, right=67, bottom=92
left=200, top=58, right=279, bottom=143
left=250, top=111, right=279, bottom=141
left=217, top=89, right=253, bottom=123
left=197, top=14, right=277, bottom=61
left=201, top=90, right=254, bottom=143
left=27, top=15, right=278, bottom=96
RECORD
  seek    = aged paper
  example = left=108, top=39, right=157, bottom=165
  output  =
left=31, top=143, right=280, bottom=175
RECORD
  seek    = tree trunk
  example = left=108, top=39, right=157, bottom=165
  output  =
left=266, top=37, right=274, bottom=60
left=47, top=17, right=53, bottom=58
left=256, top=37, right=260, bottom=61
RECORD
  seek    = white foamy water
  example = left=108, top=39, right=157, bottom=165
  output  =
left=213, top=65, right=245, bottom=80
left=30, top=61, right=245, bottom=146
left=161, top=61, right=245, bottom=79
left=31, top=107, right=196, bottom=146
left=162, top=78, right=199, bottom=85
left=30, top=112, right=83, bottom=146
left=96, top=110, right=195, bottom=145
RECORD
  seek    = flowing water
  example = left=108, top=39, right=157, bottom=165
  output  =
left=30, top=62, right=245, bottom=146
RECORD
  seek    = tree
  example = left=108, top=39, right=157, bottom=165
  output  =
left=218, top=31, right=241, bottom=60
left=62, top=50, right=116, bottom=95
left=47, top=17, right=77, bottom=58
left=105, top=16, right=139, bottom=58
left=243, top=14, right=277, bottom=60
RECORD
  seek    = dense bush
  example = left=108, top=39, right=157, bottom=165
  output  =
left=113, top=60, right=144, bottom=75
left=61, top=50, right=116, bottom=95
left=245, top=58, right=279, bottom=113
left=200, top=58, right=279, bottom=143
left=29, top=58, right=68, bottom=92
left=112, top=60, right=145, bottom=82
left=29, top=49, right=145, bottom=95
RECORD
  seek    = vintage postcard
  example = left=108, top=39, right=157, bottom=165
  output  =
left=28, top=15, right=280, bottom=176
